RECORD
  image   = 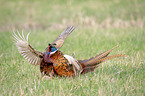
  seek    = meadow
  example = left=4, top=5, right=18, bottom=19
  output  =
left=0, top=0, right=145, bottom=95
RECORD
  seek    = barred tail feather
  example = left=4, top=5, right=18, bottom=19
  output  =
left=80, top=54, right=127, bottom=74
left=79, top=45, right=119, bottom=66
left=85, top=54, right=127, bottom=67
left=78, top=45, right=127, bottom=69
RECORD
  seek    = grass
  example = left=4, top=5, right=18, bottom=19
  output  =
left=0, top=0, right=145, bottom=96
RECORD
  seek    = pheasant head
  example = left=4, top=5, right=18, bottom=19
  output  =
left=47, top=43, right=58, bottom=56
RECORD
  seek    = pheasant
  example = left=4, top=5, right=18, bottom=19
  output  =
left=13, top=25, right=127, bottom=77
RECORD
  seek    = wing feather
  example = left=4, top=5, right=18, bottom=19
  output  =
left=13, top=31, right=43, bottom=65
left=52, top=25, right=76, bottom=49
left=64, top=55, right=83, bottom=73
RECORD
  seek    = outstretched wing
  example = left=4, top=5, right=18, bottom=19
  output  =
left=52, top=25, right=76, bottom=49
left=13, top=31, right=44, bottom=65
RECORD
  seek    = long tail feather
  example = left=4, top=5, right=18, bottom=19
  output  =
left=80, top=54, right=127, bottom=74
left=79, top=45, right=119, bottom=66
left=86, top=54, right=127, bottom=66
left=94, top=45, right=119, bottom=60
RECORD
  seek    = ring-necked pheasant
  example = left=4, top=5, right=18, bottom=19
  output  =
left=13, top=25, right=127, bottom=77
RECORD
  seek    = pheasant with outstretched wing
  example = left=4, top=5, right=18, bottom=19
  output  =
left=13, top=25, right=127, bottom=77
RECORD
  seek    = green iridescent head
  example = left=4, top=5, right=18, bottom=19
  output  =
left=47, top=43, right=58, bottom=55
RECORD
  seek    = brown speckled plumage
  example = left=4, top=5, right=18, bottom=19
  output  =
left=49, top=51, right=74, bottom=77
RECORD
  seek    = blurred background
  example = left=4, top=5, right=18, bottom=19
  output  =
left=0, top=0, right=144, bottom=31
